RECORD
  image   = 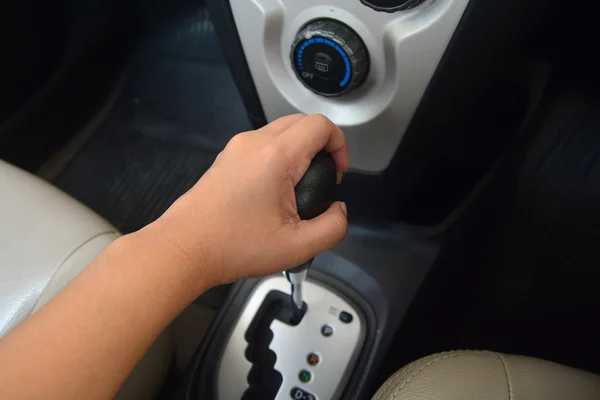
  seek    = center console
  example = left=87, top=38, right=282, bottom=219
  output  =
left=182, top=227, right=441, bottom=400
left=206, top=0, right=549, bottom=222
left=183, top=0, right=553, bottom=398
left=217, top=277, right=365, bottom=399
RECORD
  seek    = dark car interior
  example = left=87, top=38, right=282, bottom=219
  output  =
left=2, top=0, right=600, bottom=398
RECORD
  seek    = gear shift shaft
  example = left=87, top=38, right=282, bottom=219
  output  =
left=288, top=151, right=337, bottom=312
left=285, top=261, right=311, bottom=310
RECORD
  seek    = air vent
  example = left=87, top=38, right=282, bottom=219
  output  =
left=360, top=0, right=427, bottom=12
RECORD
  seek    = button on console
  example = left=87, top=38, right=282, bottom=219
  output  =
left=299, top=369, right=312, bottom=383
left=313, top=52, right=335, bottom=78
left=339, top=311, right=353, bottom=324
left=321, top=324, right=334, bottom=337
left=307, top=352, right=320, bottom=366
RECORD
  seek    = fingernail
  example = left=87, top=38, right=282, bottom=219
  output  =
left=337, top=172, right=343, bottom=184
left=340, top=202, right=347, bottom=217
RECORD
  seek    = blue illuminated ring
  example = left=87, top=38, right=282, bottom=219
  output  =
left=296, top=37, right=352, bottom=88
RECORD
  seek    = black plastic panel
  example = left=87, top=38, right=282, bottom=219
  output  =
left=0, top=0, right=139, bottom=171
left=205, top=0, right=267, bottom=130
left=341, top=0, right=552, bottom=223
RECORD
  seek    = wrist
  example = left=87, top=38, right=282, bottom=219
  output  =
left=114, top=224, right=213, bottom=302
left=139, top=213, right=222, bottom=290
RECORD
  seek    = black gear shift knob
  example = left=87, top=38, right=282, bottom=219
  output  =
left=287, top=150, right=337, bottom=318
left=294, top=151, right=337, bottom=220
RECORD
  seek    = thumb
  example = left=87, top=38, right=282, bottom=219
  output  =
left=291, top=201, right=348, bottom=262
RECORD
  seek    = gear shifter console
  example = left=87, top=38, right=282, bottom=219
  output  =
left=243, top=291, right=307, bottom=399
left=215, top=151, right=363, bottom=399
left=217, top=276, right=365, bottom=400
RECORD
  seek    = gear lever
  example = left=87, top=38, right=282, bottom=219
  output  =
left=286, top=151, right=337, bottom=314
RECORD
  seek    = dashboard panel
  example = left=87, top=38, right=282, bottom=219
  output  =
left=207, top=0, right=551, bottom=221
left=227, top=0, right=470, bottom=172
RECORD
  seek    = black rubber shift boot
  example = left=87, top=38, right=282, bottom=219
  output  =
left=242, top=290, right=307, bottom=400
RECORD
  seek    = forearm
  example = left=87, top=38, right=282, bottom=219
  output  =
left=0, top=224, right=208, bottom=399
left=0, top=114, right=349, bottom=399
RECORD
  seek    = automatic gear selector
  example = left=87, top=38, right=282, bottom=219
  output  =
left=216, top=153, right=365, bottom=400
left=286, top=151, right=337, bottom=315
left=291, top=19, right=369, bottom=97
left=217, top=276, right=365, bottom=400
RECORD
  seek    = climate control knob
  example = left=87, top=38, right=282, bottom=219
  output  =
left=291, top=20, right=369, bottom=97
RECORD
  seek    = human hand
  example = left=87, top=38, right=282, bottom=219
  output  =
left=148, top=114, right=349, bottom=288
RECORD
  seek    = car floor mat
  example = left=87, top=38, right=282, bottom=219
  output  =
left=54, top=4, right=251, bottom=234
left=460, top=83, right=600, bottom=373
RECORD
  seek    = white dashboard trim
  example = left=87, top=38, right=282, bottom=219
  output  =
left=229, top=0, right=470, bottom=172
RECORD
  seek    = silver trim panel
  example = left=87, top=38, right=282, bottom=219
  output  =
left=216, top=276, right=365, bottom=400
left=229, top=0, right=471, bottom=172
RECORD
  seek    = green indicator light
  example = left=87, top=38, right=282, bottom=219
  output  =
left=299, top=370, right=312, bottom=383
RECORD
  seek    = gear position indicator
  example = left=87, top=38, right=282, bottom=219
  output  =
left=291, top=19, right=369, bottom=97
left=291, top=387, right=317, bottom=400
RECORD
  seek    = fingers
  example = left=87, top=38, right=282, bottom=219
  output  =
left=278, top=114, right=349, bottom=183
left=286, top=202, right=348, bottom=265
left=259, top=114, right=306, bottom=135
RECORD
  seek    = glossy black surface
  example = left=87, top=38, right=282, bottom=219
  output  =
left=295, top=151, right=337, bottom=220
left=360, top=0, right=424, bottom=12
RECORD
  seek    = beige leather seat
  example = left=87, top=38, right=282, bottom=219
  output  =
left=373, top=350, right=600, bottom=400
left=0, top=160, right=172, bottom=399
